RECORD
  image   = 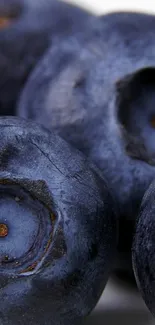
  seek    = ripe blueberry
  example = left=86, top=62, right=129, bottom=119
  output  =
left=0, top=0, right=92, bottom=116
left=18, top=11, right=155, bottom=274
left=0, top=117, right=117, bottom=324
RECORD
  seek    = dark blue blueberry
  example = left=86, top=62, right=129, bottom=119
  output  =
left=0, top=117, right=117, bottom=324
left=132, top=180, right=155, bottom=316
left=17, top=11, right=155, bottom=274
left=0, top=0, right=93, bottom=116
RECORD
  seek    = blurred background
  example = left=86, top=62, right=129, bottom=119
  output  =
left=67, top=0, right=155, bottom=14
left=63, top=0, right=155, bottom=324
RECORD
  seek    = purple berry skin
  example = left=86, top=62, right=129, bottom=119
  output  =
left=0, top=117, right=117, bottom=325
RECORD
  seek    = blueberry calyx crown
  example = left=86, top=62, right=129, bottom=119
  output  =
left=0, top=177, right=55, bottom=277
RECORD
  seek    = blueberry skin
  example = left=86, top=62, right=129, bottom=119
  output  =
left=0, top=0, right=93, bottom=116
left=132, top=181, right=155, bottom=316
left=0, top=117, right=117, bottom=325
left=17, top=11, right=155, bottom=273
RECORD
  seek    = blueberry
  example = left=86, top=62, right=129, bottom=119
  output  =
left=132, top=181, right=155, bottom=316
left=0, top=0, right=93, bottom=116
left=0, top=117, right=117, bottom=324
left=17, top=11, right=155, bottom=274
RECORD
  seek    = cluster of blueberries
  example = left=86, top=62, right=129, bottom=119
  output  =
left=0, top=0, right=155, bottom=324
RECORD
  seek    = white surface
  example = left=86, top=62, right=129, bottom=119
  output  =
left=63, top=0, right=155, bottom=324
left=85, top=279, right=154, bottom=324
left=66, top=0, right=155, bottom=14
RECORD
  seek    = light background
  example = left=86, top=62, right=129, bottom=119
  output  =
left=64, top=0, right=155, bottom=324
left=67, top=0, right=155, bottom=15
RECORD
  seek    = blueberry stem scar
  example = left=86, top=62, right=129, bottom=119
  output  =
left=0, top=17, right=11, bottom=28
left=0, top=223, right=8, bottom=237
left=150, top=115, right=155, bottom=128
